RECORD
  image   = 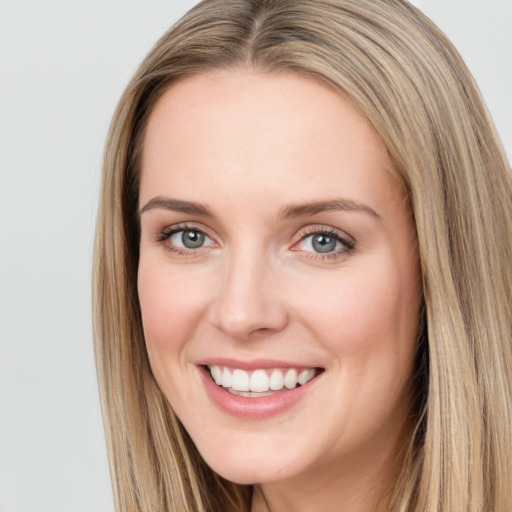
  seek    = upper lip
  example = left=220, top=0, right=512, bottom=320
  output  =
left=195, top=357, right=323, bottom=371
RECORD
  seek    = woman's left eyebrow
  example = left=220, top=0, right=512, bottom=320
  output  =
left=139, top=196, right=213, bottom=217
left=278, top=199, right=381, bottom=220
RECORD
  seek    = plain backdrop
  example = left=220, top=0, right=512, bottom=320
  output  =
left=0, top=1, right=510, bottom=511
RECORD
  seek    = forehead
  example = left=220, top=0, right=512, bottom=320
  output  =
left=139, top=70, right=403, bottom=216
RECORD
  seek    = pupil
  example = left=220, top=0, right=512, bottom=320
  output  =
left=182, top=230, right=204, bottom=249
left=312, top=234, right=336, bottom=253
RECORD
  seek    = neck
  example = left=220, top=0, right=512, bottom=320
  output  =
left=251, top=464, right=391, bottom=512
left=250, top=421, right=412, bottom=512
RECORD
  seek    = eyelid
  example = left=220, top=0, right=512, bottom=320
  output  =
left=155, top=221, right=216, bottom=240
left=153, top=221, right=355, bottom=260
left=293, top=224, right=354, bottom=243
left=290, top=224, right=356, bottom=258
left=155, top=222, right=219, bottom=254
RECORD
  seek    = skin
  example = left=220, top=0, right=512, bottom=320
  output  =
left=137, top=70, right=422, bottom=512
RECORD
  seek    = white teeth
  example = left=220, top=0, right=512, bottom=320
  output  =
left=298, top=368, right=316, bottom=385
left=222, top=367, right=233, bottom=388
left=232, top=369, right=250, bottom=391
left=284, top=369, right=298, bottom=389
left=250, top=369, right=270, bottom=392
left=208, top=365, right=318, bottom=393
left=269, top=369, right=284, bottom=390
left=211, top=365, right=222, bottom=385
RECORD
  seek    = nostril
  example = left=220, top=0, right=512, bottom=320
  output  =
left=207, top=267, right=289, bottom=338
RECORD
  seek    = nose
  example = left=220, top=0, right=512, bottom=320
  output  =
left=208, top=249, right=289, bottom=340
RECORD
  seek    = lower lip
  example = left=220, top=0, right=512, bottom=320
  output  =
left=198, top=366, right=323, bottom=419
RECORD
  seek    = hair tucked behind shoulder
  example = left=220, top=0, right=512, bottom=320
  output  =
left=93, top=1, right=512, bottom=510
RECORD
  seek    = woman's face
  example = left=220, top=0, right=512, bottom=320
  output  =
left=137, top=70, right=422, bottom=487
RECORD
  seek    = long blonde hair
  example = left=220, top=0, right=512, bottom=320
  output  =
left=93, top=1, right=512, bottom=510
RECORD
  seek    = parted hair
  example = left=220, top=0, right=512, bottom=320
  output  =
left=93, top=1, right=512, bottom=510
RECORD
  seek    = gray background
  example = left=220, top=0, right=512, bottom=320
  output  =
left=0, top=1, right=510, bottom=510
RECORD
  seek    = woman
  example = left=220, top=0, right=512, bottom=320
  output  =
left=93, top=0, right=512, bottom=510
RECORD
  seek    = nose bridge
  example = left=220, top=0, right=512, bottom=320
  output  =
left=209, top=241, right=288, bottom=339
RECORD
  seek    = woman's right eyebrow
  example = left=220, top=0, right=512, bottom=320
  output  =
left=139, top=196, right=213, bottom=217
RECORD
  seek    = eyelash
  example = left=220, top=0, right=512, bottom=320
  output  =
left=155, top=223, right=215, bottom=256
left=293, top=226, right=356, bottom=260
left=154, top=223, right=356, bottom=260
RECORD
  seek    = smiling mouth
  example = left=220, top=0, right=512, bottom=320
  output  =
left=206, top=365, right=324, bottom=397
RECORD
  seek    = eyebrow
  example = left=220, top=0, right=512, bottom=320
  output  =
left=139, top=196, right=381, bottom=221
left=278, top=199, right=381, bottom=220
left=139, top=196, right=213, bottom=217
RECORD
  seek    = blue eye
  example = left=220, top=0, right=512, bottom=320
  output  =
left=295, top=229, right=355, bottom=257
left=298, top=233, right=341, bottom=253
left=169, top=229, right=214, bottom=249
left=170, top=229, right=203, bottom=248
left=156, top=225, right=216, bottom=253
left=310, top=233, right=338, bottom=253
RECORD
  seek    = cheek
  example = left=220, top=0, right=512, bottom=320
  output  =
left=137, top=261, right=211, bottom=364
left=295, top=260, right=420, bottom=371
left=302, top=264, right=420, bottom=434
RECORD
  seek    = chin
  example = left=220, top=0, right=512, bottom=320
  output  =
left=194, top=435, right=307, bottom=485
left=205, top=457, right=291, bottom=485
